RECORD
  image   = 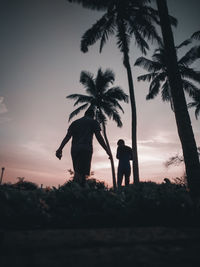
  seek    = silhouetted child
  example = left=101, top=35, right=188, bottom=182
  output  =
left=116, top=139, right=132, bottom=187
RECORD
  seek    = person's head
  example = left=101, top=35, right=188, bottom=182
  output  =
left=84, top=109, right=94, bottom=118
left=117, top=139, right=125, bottom=147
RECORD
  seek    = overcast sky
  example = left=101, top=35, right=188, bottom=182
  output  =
left=0, top=0, right=200, bottom=187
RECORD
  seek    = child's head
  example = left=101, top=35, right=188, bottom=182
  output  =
left=117, top=139, right=125, bottom=146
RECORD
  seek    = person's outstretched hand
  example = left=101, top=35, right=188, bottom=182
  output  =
left=56, top=149, right=62, bottom=160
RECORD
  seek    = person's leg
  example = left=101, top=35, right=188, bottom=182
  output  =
left=124, top=173, right=130, bottom=186
left=73, top=172, right=84, bottom=184
left=124, top=166, right=131, bottom=186
left=117, top=167, right=123, bottom=188
left=71, top=149, right=92, bottom=186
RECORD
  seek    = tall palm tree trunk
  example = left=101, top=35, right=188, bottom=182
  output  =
left=118, top=18, right=140, bottom=184
left=156, top=0, right=200, bottom=197
left=124, top=52, right=140, bottom=184
left=101, top=121, right=117, bottom=190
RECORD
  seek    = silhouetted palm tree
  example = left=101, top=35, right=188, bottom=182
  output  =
left=67, top=68, right=128, bottom=189
left=67, top=0, right=172, bottom=184
left=156, top=0, right=200, bottom=197
left=135, top=40, right=200, bottom=109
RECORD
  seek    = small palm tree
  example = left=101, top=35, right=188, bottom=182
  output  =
left=134, top=40, right=200, bottom=108
left=67, top=68, right=128, bottom=189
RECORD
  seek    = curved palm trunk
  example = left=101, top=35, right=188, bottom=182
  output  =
left=101, top=121, right=117, bottom=190
left=156, top=0, right=200, bottom=197
left=124, top=54, right=140, bottom=184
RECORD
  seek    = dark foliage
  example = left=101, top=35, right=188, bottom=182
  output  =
left=0, top=180, right=199, bottom=229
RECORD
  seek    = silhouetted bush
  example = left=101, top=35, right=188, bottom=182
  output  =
left=0, top=180, right=199, bottom=229
left=2, top=178, right=39, bottom=191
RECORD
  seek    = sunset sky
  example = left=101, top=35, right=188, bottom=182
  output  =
left=0, top=0, right=200, bottom=187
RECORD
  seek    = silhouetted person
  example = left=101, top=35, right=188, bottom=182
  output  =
left=56, top=109, right=111, bottom=186
left=116, top=139, right=132, bottom=187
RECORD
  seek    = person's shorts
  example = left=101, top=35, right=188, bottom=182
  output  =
left=117, top=165, right=131, bottom=177
left=71, top=148, right=92, bottom=175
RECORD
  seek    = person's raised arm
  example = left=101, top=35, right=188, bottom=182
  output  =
left=95, top=131, right=111, bottom=157
left=56, top=132, right=71, bottom=160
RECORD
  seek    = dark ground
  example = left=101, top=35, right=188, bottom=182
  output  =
left=1, top=227, right=200, bottom=267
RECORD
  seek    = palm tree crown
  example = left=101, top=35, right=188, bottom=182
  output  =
left=79, top=0, right=165, bottom=59
left=134, top=40, right=200, bottom=108
left=67, top=68, right=128, bottom=124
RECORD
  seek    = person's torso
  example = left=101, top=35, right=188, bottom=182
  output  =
left=70, top=117, right=100, bottom=151
left=117, top=146, right=132, bottom=166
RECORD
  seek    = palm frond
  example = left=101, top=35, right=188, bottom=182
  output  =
left=180, top=66, right=200, bottom=83
left=188, top=102, right=197, bottom=108
left=152, top=51, right=166, bottom=66
left=96, top=109, right=106, bottom=124
left=188, top=90, right=200, bottom=119
left=161, top=72, right=176, bottom=112
left=176, top=39, right=191, bottom=49
left=81, top=14, right=109, bottom=53
left=66, top=93, right=86, bottom=100
left=134, top=57, right=162, bottom=72
left=80, top=71, right=96, bottom=95
left=155, top=13, right=177, bottom=28
left=195, top=108, right=200, bottom=119
left=161, top=80, right=171, bottom=102
left=95, top=68, right=115, bottom=93
left=106, top=99, right=125, bottom=113
left=137, top=72, right=157, bottom=82
left=132, top=28, right=149, bottom=55
left=178, top=46, right=200, bottom=66
left=99, top=13, right=116, bottom=53
left=73, top=95, right=93, bottom=106
left=67, top=0, right=108, bottom=11
left=105, top=87, right=128, bottom=102
left=116, top=19, right=130, bottom=55
left=146, top=73, right=166, bottom=100
left=146, top=82, right=160, bottom=100
left=101, top=101, right=123, bottom=127
left=140, top=6, right=160, bottom=24
left=182, top=79, right=200, bottom=98
left=111, top=110, right=123, bottom=127
left=130, top=9, right=161, bottom=45
left=191, top=31, right=200, bottom=40
left=68, top=103, right=89, bottom=121
left=101, top=68, right=115, bottom=83
left=168, top=14, right=178, bottom=27
left=102, top=97, right=125, bottom=113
